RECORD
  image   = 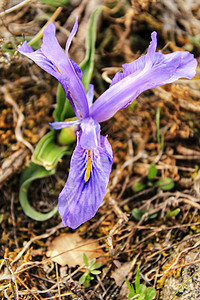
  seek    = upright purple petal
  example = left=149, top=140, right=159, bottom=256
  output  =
left=110, top=31, right=157, bottom=87
left=90, top=32, right=197, bottom=123
left=79, top=117, right=100, bottom=149
left=18, top=19, right=89, bottom=119
left=65, top=16, right=78, bottom=52
left=58, top=132, right=113, bottom=229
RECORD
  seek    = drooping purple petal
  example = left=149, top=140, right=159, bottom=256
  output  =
left=49, top=120, right=80, bottom=130
left=58, top=132, right=113, bottom=229
left=90, top=33, right=197, bottom=123
left=18, top=19, right=89, bottom=119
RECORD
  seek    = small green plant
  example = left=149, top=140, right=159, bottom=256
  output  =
left=79, top=253, right=102, bottom=287
left=132, top=164, right=175, bottom=221
left=125, top=266, right=156, bottom=300
left=132, top=208, right=158, bottom=221
left=133, top=164, right=174, bottom=193
left=166, top=208, right=180, bottom=218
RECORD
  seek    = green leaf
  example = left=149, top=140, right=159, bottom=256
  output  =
left=19, top=162, right=57, bottom=221
left=79, top=273, right=87, bottom=285
left=89, top=258, right=96, bottom=268
left=124, top=277, right=135, bottom=293
left=40, top=0, right=70, bottom=8
left=144, top=287, right=156, bottom=300
left=133, top=182, right=146, bottom=192
left=80, top=7, right=103, bottom=91
left=83, top=253, right=89, bottom=267
left=92, top=262, right=102, bottom=270
left=147, top=212, right=158, bottom=220
left=148, top=164, right=157, bottom=180
left=90, top=270, right=101, bottom=275
left=132, top=208, right=143, bottom=221
left=32, top=131, right=71, bottom=170
left=167, top=208, right=180, bottom=218
left=155, top=177, right=174, bottom=191
left=135, top=266, right=140, bottom=294
left=54, top=84, right=75, bottom=122
left=139, top=284, right=146, bottom=294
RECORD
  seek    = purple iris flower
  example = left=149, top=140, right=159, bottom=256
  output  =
left=18, top=17, right=197, bottom=229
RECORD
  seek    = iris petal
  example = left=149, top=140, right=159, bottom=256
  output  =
left=58, top=132, right=113, bottom=229
left=79, top=117, right=100, bottom=149
left=87, top=84, right=94, bottom=108
left=18, top=19, right=89, bottom=119
left=90, top=32, right=197, bottom=123
left=49, top=120, right=80, bottom=130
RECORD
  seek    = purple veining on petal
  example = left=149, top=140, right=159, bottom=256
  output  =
left=58, top=132, right=113, bottom=229
left=79, top=117, right=100, bottom=149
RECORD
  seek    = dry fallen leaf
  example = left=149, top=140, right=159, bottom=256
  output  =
left=111, top=261, right=133, bottom=285
left=46, top=232, right=106, bottom=267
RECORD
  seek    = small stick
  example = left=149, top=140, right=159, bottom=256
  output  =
left=4, top=258, right=19, bottom=300
left=0, top=0, right=32, bottom=17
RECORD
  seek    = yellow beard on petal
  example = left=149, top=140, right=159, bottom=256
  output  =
left=85, top=150, right=91, bottom=183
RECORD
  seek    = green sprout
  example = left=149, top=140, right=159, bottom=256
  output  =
left=125, top=266, right=156, bottom=300
left=133, top=164, right=174, bottom=194
left=79, top=253, right=102, bottom=287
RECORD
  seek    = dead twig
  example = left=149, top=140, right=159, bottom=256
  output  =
left=0, top=0, right=32, bottom=17
left=0, top=148, right=29, bottom=186
left=1, top=86, right=34, bottom=153
left=4, top=258, right=19, bottom=300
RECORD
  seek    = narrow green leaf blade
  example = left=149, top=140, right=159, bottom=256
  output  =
left=92, top=262, right=102, bottom=270
left=83, top=253, right=89, bottom=267
left=80, top=7, right=103, bottom=91
left=125, top=277, right=135, bottom=293
left=19, top=162, right=58, bottom=221
left=54, top=84, right=75, bottom=122
left=135, top=266, right=140, bottom=294
left=89, top=258, right=96, bottom=267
